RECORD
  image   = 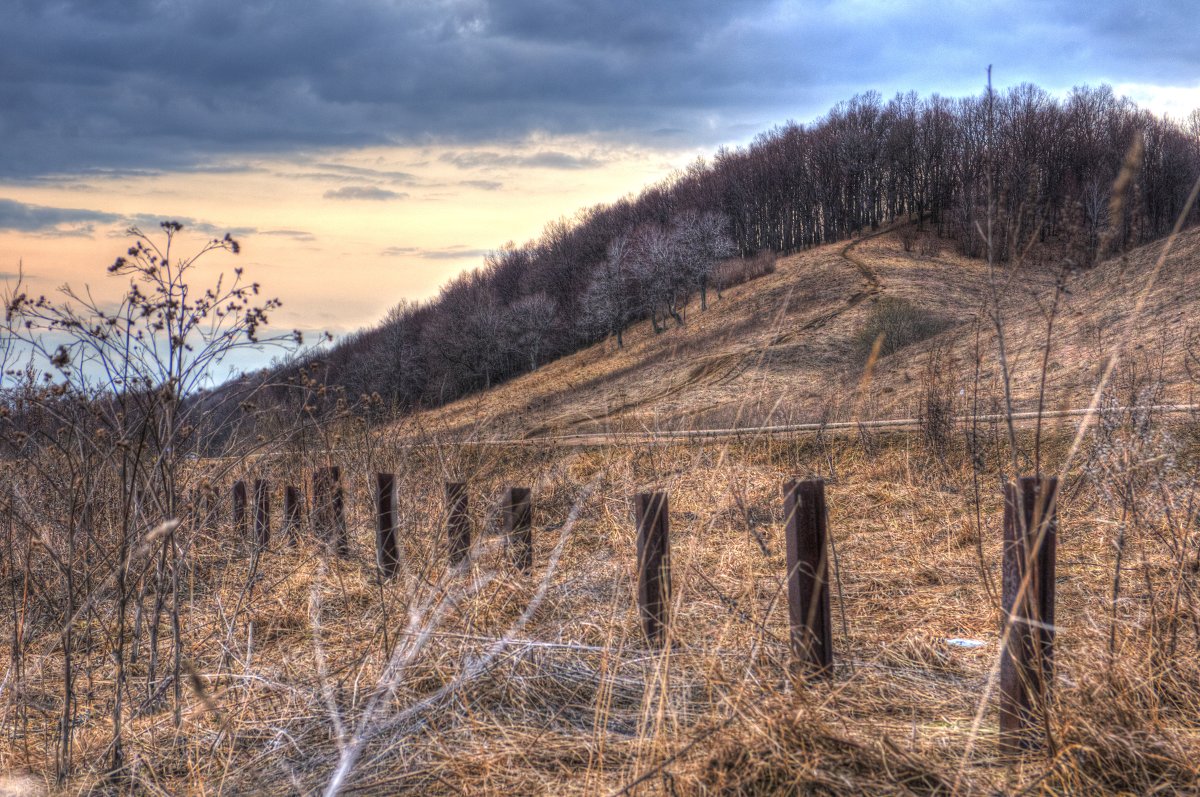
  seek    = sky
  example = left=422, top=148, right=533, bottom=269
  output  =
left=1, top=0, right=1197, bottom=378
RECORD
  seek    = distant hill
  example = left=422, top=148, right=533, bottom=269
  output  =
left=213, top=83, right=1199, bottom=435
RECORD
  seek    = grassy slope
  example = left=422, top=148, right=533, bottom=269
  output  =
left=413, top=226, right=1200, bottom=440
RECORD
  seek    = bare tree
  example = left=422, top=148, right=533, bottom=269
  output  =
left=583, top=234, right=640, bottom=348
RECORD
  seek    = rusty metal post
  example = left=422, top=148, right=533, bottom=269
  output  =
left=783, top=478, right=833, bottom=677
left=445, top=482, right=470, bottom=566
left=635, top=491, right=671, bottom=646
left=375, top=473, right=400, bottom=578
left=232, top=480, right=247, bottom=539
left=1000, top=475, right=1058, bottom=754
left=283, top=485, right=302, bottom=542
left=253, top=479, right=270, bottom=549
left=503, top=487, right=533, bottom=572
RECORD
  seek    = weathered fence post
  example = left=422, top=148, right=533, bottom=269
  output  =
left=283, top=485, right=302, bottom=542
left=1000, top=475, right=1058, bottom=754
left=253, top=479, right=270, bottom=549
left=201, top=488, right=215, bottom=534
left=783, top=477, right=833, bottom=677
left=375, top=473, right=400, bottom=578
left=635, top=491, right=671, bottom=646
left=232, top=480, right=247, bottom=539
left=445, top=482, right=470, bottom=566
left=503, top=487, right=533, bottom=572
left=314, top=467, right=348, bottom=556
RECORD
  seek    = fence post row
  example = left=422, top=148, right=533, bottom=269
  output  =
left=446, top=482, right=470, bottom=566
left=283, top=485, right=302, bottom=542
left=375, top=473, right=400, bottom=578
left=253, top=479, right=270, bottom=549
left=783, top=478, right=834, bottom=678
left=635, top=491, right=671, bottom=647
left=232, top=480, right=247, bottom=539
left=1000, top=475, right=1058, bottom=754
left=221, top=466, right=1060, bottom=756
left=503, top=487, right=533, bottom=573
left=314, top=466, right=348, bottom=556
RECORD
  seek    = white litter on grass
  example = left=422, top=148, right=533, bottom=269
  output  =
left=945, top=638, right=987, bottom=649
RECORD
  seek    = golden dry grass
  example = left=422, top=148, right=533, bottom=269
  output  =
left=4, top=424, right=1199, bottom=794
left=4, top=228, right=1200, bottom=794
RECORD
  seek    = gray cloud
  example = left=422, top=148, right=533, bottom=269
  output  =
left=0, top=1, right=1196, bottom=179
left=460, top=179, right=504, bottom=191
left=439, top=151, right=603, bottom=171
left=0, top=198, right=120, bottom=232
left=277, top=163, right=420, bottom=185
left=311, top=163, right=418, bottom=183
left=117, top=214, right=257, bottom=237
left=323, top=186, right=408, bottom=201
left=382, top=245, right=489, bottom=260
left=257, top=229, right=317, bottom=242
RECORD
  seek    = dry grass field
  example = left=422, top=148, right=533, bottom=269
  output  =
left=3, top=226, right=1200, bottom=795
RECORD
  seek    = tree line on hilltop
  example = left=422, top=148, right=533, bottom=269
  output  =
left=258, top=82, right=1200, bottom=418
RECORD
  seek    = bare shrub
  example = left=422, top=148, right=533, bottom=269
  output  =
left=712, top=250, right=777, bottom=293
left=917, top=233, right=941, bottom=258
left=917, top=343, right=958, bottom=467
left=852, top=296, right=950, bottom=360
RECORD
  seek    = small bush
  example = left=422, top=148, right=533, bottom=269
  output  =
left=713, top=250, right=777, bottom=291
left=853, top=296, right=950, bottom=360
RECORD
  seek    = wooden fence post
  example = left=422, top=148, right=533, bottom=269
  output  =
left=783, top=478, right=833, bottom=677
left=375, top=473, right=400, bottom=578
left=232, top=480, right=247, bottom=540
left=201, top=488, right=215, bottom=534
left=283, top=485, right=302, bottom=543
left=445, top=482, right=470, bottom=566
left=312, top=470, right=329, bottom=545
left=635, top=491, right=671, bottom=646
left=314, top=467, right=348, bottom=556
left=1000, top=475, right=1058, bottom=754
left=253, top=479, right=270, bottom=549
left=503, top=487, right=533, bottom=572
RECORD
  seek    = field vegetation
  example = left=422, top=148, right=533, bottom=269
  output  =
left=1, top=77, right=1199, bottom=795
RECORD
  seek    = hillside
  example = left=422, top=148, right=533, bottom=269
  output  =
left=407, top=224, right=1200, bottom=441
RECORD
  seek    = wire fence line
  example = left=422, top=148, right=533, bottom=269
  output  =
left=206, top=403, right=1199, bottom=460
left=458, top=402, right=1200, bottom=448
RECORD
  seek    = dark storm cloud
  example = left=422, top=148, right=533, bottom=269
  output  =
left=1, top=0, right=1195, bottom=179
left=323, top=186, right=408, bottom=201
